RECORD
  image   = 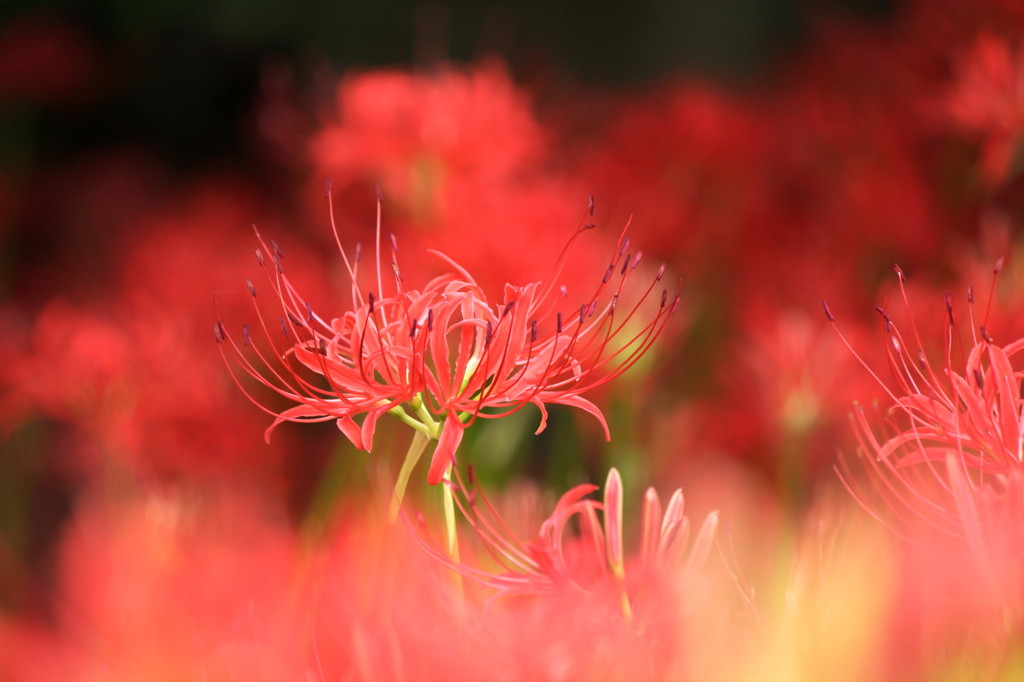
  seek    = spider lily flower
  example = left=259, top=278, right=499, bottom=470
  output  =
left=427, top=467, right=719, bottom=621
left=827, top=262, right=1024, bottom=609
left=944, top=34, right=1024, bottom=187
left=216, top=188, right=680, bottom=485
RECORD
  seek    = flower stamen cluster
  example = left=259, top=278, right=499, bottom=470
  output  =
left=216, top=187, right=680, bottom=484
left=422, top=467, right=718, bottom=621
left=827, top=261, right=1024, bottom=606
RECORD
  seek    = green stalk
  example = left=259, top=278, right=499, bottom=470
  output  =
left=389, top=429, right=431, bottom=522
left=442, top=465, right=465, bottom=611
left=442, top=466, right=460, bottom=560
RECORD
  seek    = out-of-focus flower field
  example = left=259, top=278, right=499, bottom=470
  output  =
left=2, top=0, right=1024, bottom=679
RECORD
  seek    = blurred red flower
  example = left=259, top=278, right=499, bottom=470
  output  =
left=0, top=488, right=303, bottom=681
left=1, top=177, right=297, bottom=479
left=308, top=63, right=603, bottom=298
left=427, top=467, right=718, bottom=624
left=945, top=34, right=1024, bottom=186
left=835, top=265, right=1024, bottom=613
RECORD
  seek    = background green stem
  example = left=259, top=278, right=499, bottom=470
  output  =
left=442, top=467, right=460, bottom=561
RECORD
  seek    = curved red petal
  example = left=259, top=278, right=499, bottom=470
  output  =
left=427, top=417, right=465, bottom=485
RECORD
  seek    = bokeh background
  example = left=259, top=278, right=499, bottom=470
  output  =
left=3, top=0, right=1024, bottom=678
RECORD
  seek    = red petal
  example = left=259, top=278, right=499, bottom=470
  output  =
left=264, top=403, right=336, bottom=443
left=336, top=415, right=365, bottom=451
left=427, top=417, right=465, bottom=485
left=550, top=394, right=611, bottom=440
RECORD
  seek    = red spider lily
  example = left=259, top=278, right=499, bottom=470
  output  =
left=0, top=488, right=305, bottom=682
left=945, top=34, right=1024, bottom=186
left=308, top=64, right=600, bottom=301
left=827, top=262, right=1024, bottom=608
left=425, top=467, right=718, bottom=621
left=217, top=188, right=680, bottom=485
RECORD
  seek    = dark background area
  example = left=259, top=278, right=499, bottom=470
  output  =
left=0, top=0, right=894, bottom=172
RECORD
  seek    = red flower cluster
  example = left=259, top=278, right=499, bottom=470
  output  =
left=833, top=264, right=1024, bottom=611
left=945, top=34, right=1024, bottom=186
left=428, top=467, right=718, bottom=621
left=3, top=0, right=1024, bottom=677
left=219, top=190, right=679, bottom=484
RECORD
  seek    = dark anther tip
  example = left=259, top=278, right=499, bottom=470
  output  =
left=588, top=195, right=595, bottom=216
left=873, top=305, right=891, bottom=332
left=246, top=278, right=256, bottom=297
left=324, top=177, right=333, bottom=198
left=822, top=301, right=835, bottom=322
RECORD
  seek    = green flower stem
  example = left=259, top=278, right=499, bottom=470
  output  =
left=442, top=465, right=465, bottom=609
left=388, top=429, right=431, bottom=522
left=388, top=403, right=433, bottom=437
left=385, top=402, right=464, bottom=605
left=387, top=394, right=447, bottom=522
left=442, top=465, right=459, bottom=561
left=387, top=398, right=460, bottom=600
left=412, top=397, right=441, bottom=437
